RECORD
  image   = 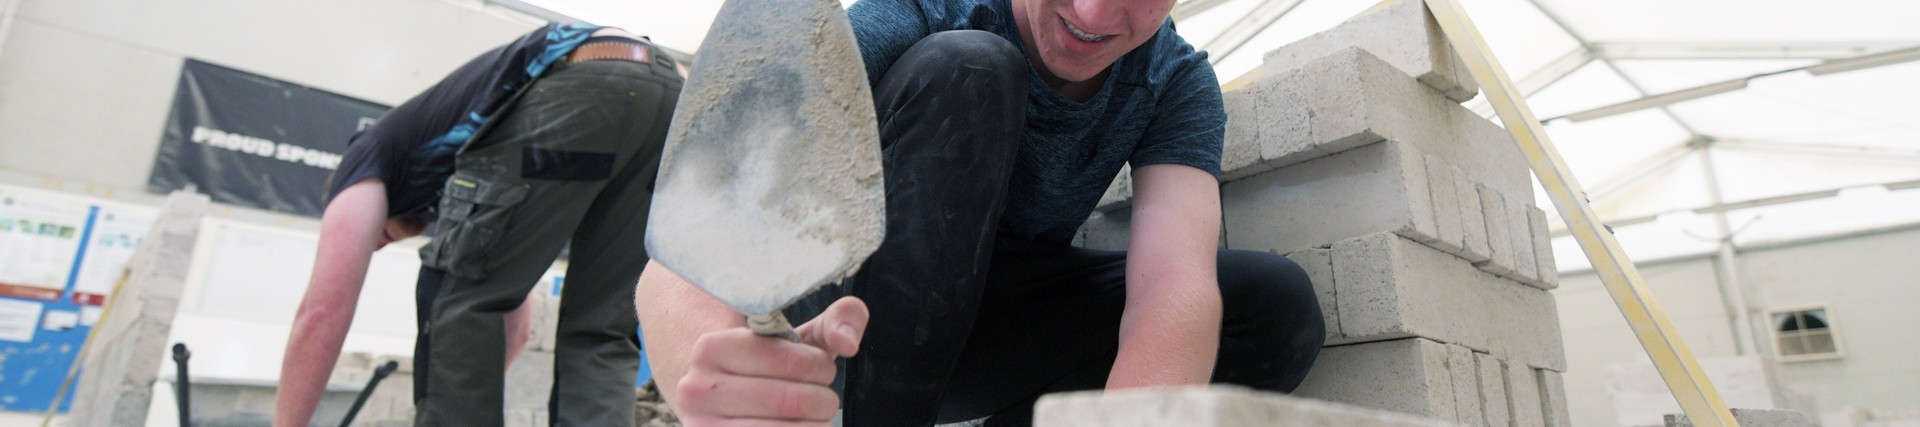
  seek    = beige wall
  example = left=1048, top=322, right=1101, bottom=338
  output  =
left=1556, top=224, right=1920, bottom=426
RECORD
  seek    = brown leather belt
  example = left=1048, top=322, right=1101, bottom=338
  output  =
left=567, top=40, right=652, bottom=65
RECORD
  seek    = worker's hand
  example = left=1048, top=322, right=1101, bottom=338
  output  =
left=673, top=296, right=868, bottom=426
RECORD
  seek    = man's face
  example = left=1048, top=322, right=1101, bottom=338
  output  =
left=379, top=217, right=427, bottom=247
left=1018, top=0, right=1176, bottom=83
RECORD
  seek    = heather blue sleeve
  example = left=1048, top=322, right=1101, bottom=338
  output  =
left=1132, top=42, right=1225, bottom=177
left=847, top=0, right=933, bottom=89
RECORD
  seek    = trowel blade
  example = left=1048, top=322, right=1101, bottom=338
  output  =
left=644, top=0, right=885, bottom=317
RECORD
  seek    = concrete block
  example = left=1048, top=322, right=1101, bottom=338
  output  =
left=1328, top=232, right=1566, bottom=371
left=1665, top=409, right=1815, bottom=427
left=529, top=293, right=561, bottom=352
left=1285, top=248, right=1340, bottom=342
left=1220, top=86, right=1266, bottom=181
left=1035, top=385, right=1450, bottom=427
left=1474, top=184, right=1519, bottom=278
left=65, top=190, right=209, bottom=427
left=1527, top=206, right=1559, bottom=289
left=1294, top=338, right=1457, bottom=420
left=1218, top=67, right=1316, bottom=181
left=505, top=350, right=555, bottom=413
left=1263, top=0, right=1477, bottom=102
left=1223, top=141, right=1441, bottom=256
left=1504, top=196, right=1540, bottom=286
left=1074, top=209, right=1131, bottom=251
left=1475, top=353, right=1510, bottom=427
left=1423, top=155, right=1465, bottom=255
left=1444, top=344, right=1484, bottom=426
left=1254, top=48, right=1527, bottom=200
left=1095, top=164, right=1133, bottom=212
left=1455, top=172, right=1491, bottom=263
left=1505, top=360, right=1545, bottom=427
left=1539, top=369, right=1571, bottom=427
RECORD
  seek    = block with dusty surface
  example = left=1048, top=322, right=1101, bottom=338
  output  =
left=1263, top=0, right=1477, bottom=102
left=1293, top=338, right=1458, bottom=420
left=1036, top=385, right=1450, bottom=427
left=1223, top=141, right=1441, bottom=256
left=1285, top=248, right=1340, bottom=342
left=1329, top=232, right=1566, bottom=370
left=1244, top=48, right=1527, bottom=199
left=1539, top=369, right=1572, bottom=427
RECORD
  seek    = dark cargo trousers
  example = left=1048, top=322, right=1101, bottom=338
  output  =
left=410, top=58, right=683, bottom=426
left=785, top=30, right=1327, bottom=427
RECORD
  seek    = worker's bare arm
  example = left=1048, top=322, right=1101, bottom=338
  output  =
left=1109, top=164, right=1224, bottom=389
left=273, top=179, right=389, bottom=427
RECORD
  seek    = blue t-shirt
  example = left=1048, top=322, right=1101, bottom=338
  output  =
left=849, top=0, right=1226, bottom=243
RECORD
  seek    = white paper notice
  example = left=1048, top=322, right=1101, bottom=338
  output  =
left=80, top=305, right=103, bottom=326
left=42, top=309, right=79, bottom=331
left=0, top=298, right=46, bottom=342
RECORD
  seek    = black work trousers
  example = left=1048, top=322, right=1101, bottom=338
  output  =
left=411, top=57, right=683, bottom=427
left=784, top=30, right=1325, bottom=427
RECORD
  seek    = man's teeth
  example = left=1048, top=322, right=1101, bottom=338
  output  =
left=1063, top=18, right=1113, bottom=43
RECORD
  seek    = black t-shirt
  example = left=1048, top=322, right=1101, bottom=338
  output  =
left=325, top=23, right=603, bottom=221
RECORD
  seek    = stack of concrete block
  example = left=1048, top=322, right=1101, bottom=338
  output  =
left=65, top=190, right=208, bottom=427
left=1073, top=1, right=1565, bottom=425
left=1034, top=386, right=1449, bottom=427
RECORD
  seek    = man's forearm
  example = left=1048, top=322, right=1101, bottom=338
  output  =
left=1108, top=277, right=1221, bottom=388
left=634, top=260, right=747, bottom=403
left=274, top=298, right=357, bottom=426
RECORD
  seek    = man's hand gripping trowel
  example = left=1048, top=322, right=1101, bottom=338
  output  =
left=644, top=0, right=884, bottom=342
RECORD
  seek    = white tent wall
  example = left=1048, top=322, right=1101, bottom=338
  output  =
left=1555, top=224, right=1920, bottom=426
left=0, top=0, right=538, bottom=198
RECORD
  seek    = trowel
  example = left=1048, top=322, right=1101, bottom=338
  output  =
left=644, top=0, right=885, bottom=341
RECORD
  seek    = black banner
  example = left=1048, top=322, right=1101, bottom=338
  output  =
left=148, top=59, right=390, bottom=218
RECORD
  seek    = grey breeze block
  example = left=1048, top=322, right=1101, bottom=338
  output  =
left=1223, top=140, right=1442, bottom=257
left=1263, top=0, right=1478, bottom=103
left=67, top=191, right=209, bottom=427
left=1035, top=385, right=1449, bottom=427
left=1226, top=48, right=1527, bottom=203
left=1292, top=338, right=1459, bottom=420
left=1329, top=232, right=1566, bottom=371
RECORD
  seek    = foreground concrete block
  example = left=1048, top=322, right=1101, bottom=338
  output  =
left=1095, top=165, right=1132, bottom=212
left=67, top=191, right=208, bottom=427
left=1475, top=353, right=1510, bottom=427
left=1474, top=184, right=1519, bottom=278
left=1263, top=0, right=1477, bottom=102
left=1294, top=339, right=1457, bottom=420
left=1074, top=209, right=1131, bottom=251
left=1444, top=345, right=1483, bottom=426
left=1665, top=408, right=1815, bottom=427
left=1527, top=206, right=1559, bottom=289
left=1285, top=248, right=1340, bottom=342
left=1329, top=232, right=1566, bottom=370
left=1223, top=141, right=1441, bottom=256
left=1539, top=369, right=1571, bottom=427
left=1035, top=386, right=1448, bottom=427
left=1505, top=360, right=1545, bottom=427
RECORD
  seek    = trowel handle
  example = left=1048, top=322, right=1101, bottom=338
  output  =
left=746, top=312, right=801, bottom=342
